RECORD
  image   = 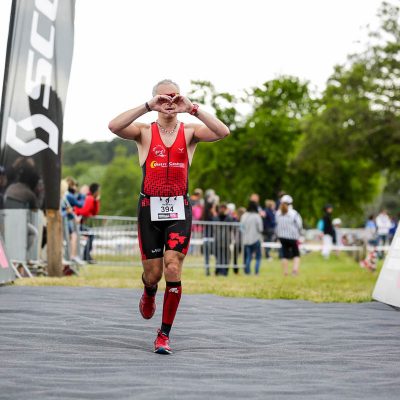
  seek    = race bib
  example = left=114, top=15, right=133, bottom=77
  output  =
left=150, top=196, right=185, bottom=221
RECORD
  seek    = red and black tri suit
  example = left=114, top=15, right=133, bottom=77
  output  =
left=137, top=122, right=192, bottom=259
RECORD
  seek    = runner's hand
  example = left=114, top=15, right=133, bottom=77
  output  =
left=148, top=94, right=193, bottom=114
left=147, top=95, right=175, bottom=114
left=170, top=95, right=193, bottom=114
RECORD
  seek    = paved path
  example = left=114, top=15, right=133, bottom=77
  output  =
left=1, top=286, right=399, bottom=399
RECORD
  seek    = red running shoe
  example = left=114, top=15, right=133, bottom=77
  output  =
left=154, top=330, right=172, bottom=354
left=139, top=292, right=156, bottom=319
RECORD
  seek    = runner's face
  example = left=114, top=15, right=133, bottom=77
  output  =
left=157, top=83, right=180, bottom=116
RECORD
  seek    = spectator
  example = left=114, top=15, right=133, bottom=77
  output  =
left=262, top=199, right=276, bottom=260
left=236, top=207, right=247, bottom=221
left=79, top=184, right=90, bottom=198
left=213, top=203, right=234, bottom=276
left=376, top=209, right=392, bottom=258
left=321, top=204, right=335, bottom=259
left=275, top=190, right=286, bottom=211
left=388, top=214, right=398, bottom=244
left=76, top=183, right=101, bottom=263
left=226, top=203, right=236, bottom=219
left=4, top=158, right=40, bottom=209
left=332, top=218, right=342, bottom=256
left=65, top=177, right=85, bottom=210
left=190, top=188, right=204, bottom=216
left=190, top=188, right=204, bottom=206
left=364, top=215, right=377, bottom=245
left=241, top=200, right=263, bottom=275
left=250, top=193, right=260, bottom=204
left=205, top=188, right=219, bottom=207
left=3, top=159, right=40, bottom=254
left=60, top=177, right=84, bottom=265
left=62, top=177, right=85, bottom=265
left=227, top=203, right=242, bottom=274
left=189, top=188, right=204, bottom=255
left=332, top=218, right=342, bottom=244
left=250, top=192, right=266, bottom=218
left=202, top=189, right=218, bottom=276
left=275, top=195, right=303, bottom=276
left=226, top=203, right=241, bottom=274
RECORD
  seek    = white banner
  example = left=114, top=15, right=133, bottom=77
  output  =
left=0, top=0, right=75, bottom=210
left=372, top=226, right=400, bottom=308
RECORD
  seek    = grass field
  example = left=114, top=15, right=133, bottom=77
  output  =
left=15, top=252, right=381, bottom=303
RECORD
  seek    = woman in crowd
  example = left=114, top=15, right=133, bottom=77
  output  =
left=275, top=195, right=303, bottom=276
left=241, top=200, right=263, bottom=275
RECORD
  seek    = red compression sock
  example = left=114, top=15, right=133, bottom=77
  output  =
left=160, top=281, right=182, bottom=336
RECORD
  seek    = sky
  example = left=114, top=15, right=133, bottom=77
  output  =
left=0, top=0, right=383, bottom=143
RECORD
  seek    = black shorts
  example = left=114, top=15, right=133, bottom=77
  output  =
left=137, top=195, right=192, bottom=260
left=279, top=238, right=300, bottom=259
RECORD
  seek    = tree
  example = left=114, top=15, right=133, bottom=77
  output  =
left=100, top=146, right=142, bottom=216
left=188, top=77, right=313, bottom=206
left=240, top=77, right=314, bottom=201
left=289, top=63, right=381, bottom=223
left=188, top=80, right=246, bottom=203
left=289, top=1, right=400, bottom=223
left=62, top=138, right=137, bottom=166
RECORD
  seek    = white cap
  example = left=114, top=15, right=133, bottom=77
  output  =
left=281, top=194, right=293, bottom=204
left=227, top=203, right=236, bottom=212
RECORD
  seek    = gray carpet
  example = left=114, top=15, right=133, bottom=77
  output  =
left=0, top=286, right=399, bottom=400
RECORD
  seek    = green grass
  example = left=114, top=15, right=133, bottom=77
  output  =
left=15, top=252, right=380, bottom=303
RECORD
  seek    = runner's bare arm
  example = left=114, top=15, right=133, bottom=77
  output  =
left=108, top=104, right=149, bottom=140
left=108, top=95, right=173, bottom=140
left=170, top=95, right=230, bottom=142
left=190, top=108, right=230, bottom=143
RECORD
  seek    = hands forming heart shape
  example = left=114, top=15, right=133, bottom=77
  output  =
left=149, top=95, right=192, bottom=114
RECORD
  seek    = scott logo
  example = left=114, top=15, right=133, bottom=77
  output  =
left=6, top=0, right=59, bottom=156
left=6, top=115, right=58, bottom=156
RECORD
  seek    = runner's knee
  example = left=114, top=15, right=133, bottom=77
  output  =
left=164, top=253, right=183, bottom=279
left=143, top=271, right=162, bottom=286
left=143, top=267, right=163, bottom=286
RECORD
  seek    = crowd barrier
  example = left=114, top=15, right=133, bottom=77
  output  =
left=75, top=216, right=390, bottom=268
left=80, top=217, right=244, bottom=270
left=0, top=209, right=45, bottom=277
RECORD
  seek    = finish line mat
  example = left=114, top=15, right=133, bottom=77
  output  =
left=1, top=286, right=399, bottom=400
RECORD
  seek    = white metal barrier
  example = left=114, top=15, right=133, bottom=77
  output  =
left=82, top=217, right=244, bottom=273
left=80, top=216, right=386, bottom=268
left=0, top=209, right=45, bottom=277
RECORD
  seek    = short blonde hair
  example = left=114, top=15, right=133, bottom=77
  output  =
left=60, top=179, right=68, bottom=198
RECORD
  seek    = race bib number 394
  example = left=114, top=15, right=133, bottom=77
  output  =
left=150, top=196, right=185, bottom=221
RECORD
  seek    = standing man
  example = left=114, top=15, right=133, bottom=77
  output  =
left=108, top=79, right=230, bottom=354
left=375, top=209, right=392, bottom=258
